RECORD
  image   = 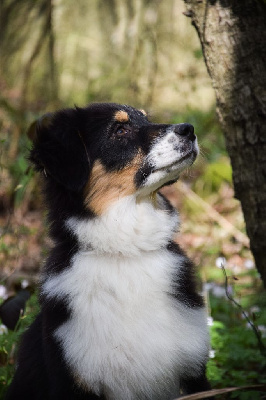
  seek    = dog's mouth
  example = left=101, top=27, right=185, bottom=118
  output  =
left=152, top=148, right=198, bottom=174
left=135, top=141, right=199, bottom=195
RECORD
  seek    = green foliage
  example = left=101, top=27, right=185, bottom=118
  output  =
left=8, top=136, right=34, bottom=207
left=207, top=292, right=266, bottom=399
left=0, top=293, right=39, bottom=398
left=0, top=139, right=7, bottom=169
left=10, top=155, right=34, bottom=207
left=198, top=157, right=232, bottom=195
left=193, top=48, right=203, bottom=59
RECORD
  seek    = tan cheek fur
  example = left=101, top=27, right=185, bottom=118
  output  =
left=84, top=155, right=143, bottom=215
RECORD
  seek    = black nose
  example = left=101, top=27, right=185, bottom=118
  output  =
left=174, top=123, right=195, bottom=141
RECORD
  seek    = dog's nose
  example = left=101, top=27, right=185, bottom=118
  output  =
left=173, top=123, right=195, bottom=141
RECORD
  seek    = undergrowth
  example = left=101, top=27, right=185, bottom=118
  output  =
left=207, top=290, right=266, bottom=399
left=0, top=293, right=39, bottom=398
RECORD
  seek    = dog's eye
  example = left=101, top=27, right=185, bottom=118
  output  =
left=116, top=127, right=130, bottom=136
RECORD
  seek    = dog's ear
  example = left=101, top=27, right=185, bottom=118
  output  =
left=28, top=109, right=90, bottom=192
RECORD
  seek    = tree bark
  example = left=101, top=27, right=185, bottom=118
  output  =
left=183, top=0, right=266, bottom=287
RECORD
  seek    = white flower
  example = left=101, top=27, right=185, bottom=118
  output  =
left=203, top=282, right=214, bottom=292
left=207, top=316, right=214, bottom=326
left=209, top=349, right=216, bottom=359
left=250, top=306, right=260, bottom=314
left=215, top=257, right=226, bottom=268
left=212, top=285, right=226, bottom=298
left=0, top=324, right=8, bottom=335
left=244, top=259, right=254, bottom=269
left=21, top=279, right=29, bottom=289
left=258, top=325, right=266, bottom=338
left=0, top=285, right=7, bottom=300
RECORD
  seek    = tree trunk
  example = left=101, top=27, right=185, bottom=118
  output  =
left=183, top=0, right=266, bottom=287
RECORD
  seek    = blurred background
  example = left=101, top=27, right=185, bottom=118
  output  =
left=0, top=0, right=265, bottom=398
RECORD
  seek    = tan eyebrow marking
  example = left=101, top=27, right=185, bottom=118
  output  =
left=114, top=110, right=129, bottom=122
left=139, top=109, right=147, bottom=116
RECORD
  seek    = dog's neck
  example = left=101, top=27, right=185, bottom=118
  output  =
left=66, top=194, right=179, bottom=257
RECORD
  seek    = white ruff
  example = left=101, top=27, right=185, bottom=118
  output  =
left=66, top=195, right=179, bottom=256
left=42, top=195, right=209, bottom=400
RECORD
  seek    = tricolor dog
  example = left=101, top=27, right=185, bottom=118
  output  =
left=7, top=103, right=211, bottom=400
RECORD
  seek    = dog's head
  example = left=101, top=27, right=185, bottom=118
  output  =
left=29, top=103, right=198, bottom=215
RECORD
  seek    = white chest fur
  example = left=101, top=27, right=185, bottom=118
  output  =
left=42, top=196, right=209, bottom=399
left=66, top=195, right=179, bottom=257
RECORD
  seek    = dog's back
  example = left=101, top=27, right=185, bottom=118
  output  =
left=7, top=103, right=211, bottom=400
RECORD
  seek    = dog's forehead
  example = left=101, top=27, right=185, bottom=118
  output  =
left=85, top=103, right=147, bottom=125
left=113, top=105, right=148, bottom=125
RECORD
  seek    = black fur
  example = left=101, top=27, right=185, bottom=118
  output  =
left=168, top=241, right=205, bottom=309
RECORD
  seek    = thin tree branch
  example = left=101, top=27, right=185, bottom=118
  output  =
left=176, top=182, right=250, bottom=247
left=175, top=384, right=266, bottom=399
left=221, top=263, right=266, bottom=357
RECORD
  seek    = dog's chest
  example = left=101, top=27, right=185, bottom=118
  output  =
left=43, top=249, right=209, bottom=400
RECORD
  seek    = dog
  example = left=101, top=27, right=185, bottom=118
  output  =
left=6, top=103, right=211, bottom=400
